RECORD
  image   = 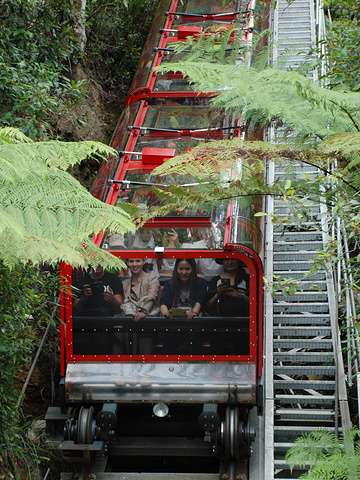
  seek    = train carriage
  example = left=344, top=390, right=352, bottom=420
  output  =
left=47, top=0, right=265, bottom=478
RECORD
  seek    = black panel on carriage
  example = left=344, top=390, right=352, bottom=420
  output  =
left=72, top=316, right=250, bottom=356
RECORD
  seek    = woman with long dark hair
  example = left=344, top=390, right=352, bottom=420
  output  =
left=205, top=258, right=249, bottom=317
left=160, top=258, right=207, bottom=320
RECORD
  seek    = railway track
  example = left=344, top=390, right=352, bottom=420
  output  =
left=43, top=2, right=353, bottom=480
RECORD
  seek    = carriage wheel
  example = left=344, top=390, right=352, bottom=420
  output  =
left=77, top=406, right=96, bottom=444
left=223, top=407, right=240, bottom=461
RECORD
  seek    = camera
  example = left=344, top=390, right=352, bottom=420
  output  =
left=90, top=280, right=104, bottom=295
left=144, top=262, right=154, bottom=272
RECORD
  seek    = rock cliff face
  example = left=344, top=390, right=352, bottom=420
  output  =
left=55, top=62, right=129, bottom=189
left=56, top=64, right=125, bottom=144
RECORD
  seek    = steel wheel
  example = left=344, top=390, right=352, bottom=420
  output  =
left=77, top=406, right=96, bottom=444
left=223, top=407, right=240, bottom=461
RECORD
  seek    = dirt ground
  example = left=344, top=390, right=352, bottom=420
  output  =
left=53, top=61, right=129, bottom=189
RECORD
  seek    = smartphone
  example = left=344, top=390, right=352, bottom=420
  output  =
left=171, top=307, right=187, bottom=317
left=221, top=278, right=230, bottom=286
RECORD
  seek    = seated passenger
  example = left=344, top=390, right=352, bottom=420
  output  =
left=160, top=258, right=207, bottom=320
left=197, top=258, right=224, bottom=279
left=121, top=259, right=160, bottom=321
left=205, top=258, right=249, bottom=317
left=181, top=227, right=224, bottom=279
left=117, top=258, right=160, bottom=354
left=105, top=232, right=126, bottom=249
left=129, top=229, right=173, bottom=276
left=73, top=265, right=123, bottom=316
left=131, top=228, right=155, bottom=249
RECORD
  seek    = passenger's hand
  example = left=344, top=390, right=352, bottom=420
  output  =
left=227, top=289, right=248, bottom=300
left=103, top=286, right=115, bottom=303
left=186, top=311, right=197, bottom=321
left=166, top=309, right=174, bottom=320
left=83, top=284, right=92, bottom=298
left=163, top=229, right=179, bottom=248
left=134, top=311, right=145, bottom=322
left=217, top=283, right=230, bottom=296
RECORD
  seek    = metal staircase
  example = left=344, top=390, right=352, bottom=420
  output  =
left=260, top=1, right=352, bottom=478
left=264, top=161, right=351, bottom=479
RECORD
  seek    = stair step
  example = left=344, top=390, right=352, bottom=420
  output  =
left=273, top=338, right=333, bottom=349
left=274, top=351, right=334, bottom=362
left=275, top=394, right=335, bottom=405
left=274, top=379, right=335, bottom=390
left=274, top=365, right=335, bottom=375
left=274, top=459, right=309, bottom=471
left=274, top=252, right=319, bottom=261
left=275, top=408, right=335, bottom=421
left=275, top=292, right=328, bottom=302
left=273, top=314, right=330, bottom=325
left=274, top=424, right=337, bottom=441
left=274, top=442, right=299, bottom=452
left=271, top=271, right=326, bottom=281
left=273, top=225, right=320, bottom=234
left=273, top=261, right=317, bottom=271
left=274, top=280, right=327, bottom=291
left=273, top=303, right=329, bottom=313
left=273, top=326, right=331, bottom=336
left=274, top=241, right=323, bottom=252
left=273, top=204, right=320, bottom=213
left=273, top=232, right=322, bottom=242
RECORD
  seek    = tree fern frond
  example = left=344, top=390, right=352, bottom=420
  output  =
left=31, top=141, right=118, bottom=170
left=286, top=427, right=360, bottom=480
left=0, top=205, right=26, bottom=235
left=0, top=127, right=135, bottom=268
left=0, top=127, right=31, bottom=144
left=320, top=132, right=360, bottom=156
left=156, top=57, right=360, bottom=142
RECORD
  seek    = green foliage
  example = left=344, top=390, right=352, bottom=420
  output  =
left=85, top=0, right=157, bottom=87
left=324, top=0, right=360, bottom=21
left=319, top=0, right=360, bottom=90
left=0, top=0, right=85, bottom=139
left=264, top=274, right=303, bottom=298
left=286, top=427, right=360, bottom=479
left=325, top=19, right=360, bottom=90
left=0, top=262, right=58, bottom=479
left=155, top=31, right=360, bottom=152
left=0, top=127, right=135, bottom=269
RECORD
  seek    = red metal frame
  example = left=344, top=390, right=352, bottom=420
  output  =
left=61, top=0, right=264, bottom=393
left=125, top=89, right=217, bottom=107
left=61, top=248, right=263, bottom=378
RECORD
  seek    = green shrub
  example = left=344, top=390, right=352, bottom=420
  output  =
left=0, top=0, right=85, bottom=138
left=0, top=262, right=59, bottom=479
left=85, top=0, right=158, bottom=88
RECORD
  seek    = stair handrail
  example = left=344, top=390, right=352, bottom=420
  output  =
left=316, top=0, right=357, bottom=429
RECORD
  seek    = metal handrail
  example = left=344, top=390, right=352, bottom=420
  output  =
left=316, top=0, right=359, bottom=428
left=340, top=221, right=360, bottom=430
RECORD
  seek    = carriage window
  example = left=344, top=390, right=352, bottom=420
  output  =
left=70, top=254, right=251, bottom=358
left=230, top=197, right=263, bottom=254
left=174, top=0, right=246, bottom=18
left=115, top=169, right=213, bottom=217
left=142, top=99, right=218, bottom=131
left=103, top=225, right=225, bottom=253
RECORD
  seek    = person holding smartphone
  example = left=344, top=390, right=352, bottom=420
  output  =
left=205, top=258, right=249, bottom=317
left=160, top=258, right=207, bottom=320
